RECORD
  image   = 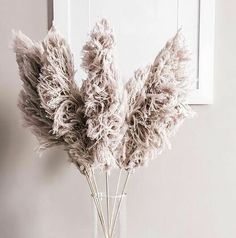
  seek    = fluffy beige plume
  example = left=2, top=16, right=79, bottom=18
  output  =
left=14, top=20, right=194, bottom=174
left=13, top=29, right=93, bottom=173
left=38, top=27, right=76, bottom=120
left=122, top=31, right=194, bottom=169
left=80, top=19, right=124, bottom=170
left=38, top=27, right=94, bottom=173
left=13, top=31, right=64, bottom=150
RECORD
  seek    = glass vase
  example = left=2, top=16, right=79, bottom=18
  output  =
left=92, top=193, right=127, bottom=238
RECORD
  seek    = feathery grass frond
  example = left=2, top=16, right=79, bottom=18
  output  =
left=13, top=31, right=64, bottom=150
left=122, top=31, right=194, bottom=169
left=81, top=19, right=124, bottom=170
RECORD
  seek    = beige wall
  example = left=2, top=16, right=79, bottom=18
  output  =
left=1, top=0, right=236, bottom=237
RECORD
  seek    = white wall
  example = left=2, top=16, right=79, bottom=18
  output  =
left=0, top=0, right=236, bottom=237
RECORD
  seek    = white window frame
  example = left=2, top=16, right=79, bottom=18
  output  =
left=53, top=0, right=215, bottom=104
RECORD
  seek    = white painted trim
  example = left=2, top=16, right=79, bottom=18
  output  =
left=53, top=0, right=215, bottom=104
left=187, top=0, right=215, bottom=104
left=53, top=0, right=71, bottom=42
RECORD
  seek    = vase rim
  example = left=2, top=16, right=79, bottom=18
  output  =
left=91, top=192, right=127, bottom=199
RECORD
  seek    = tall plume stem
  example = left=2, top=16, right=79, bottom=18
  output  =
left=110, top=171, right=131, bottom=238
left=85, top=170, right=108, bottom=238
left=106, top=171, right=110, bottom=236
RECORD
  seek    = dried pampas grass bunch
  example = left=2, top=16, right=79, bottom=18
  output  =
left=13, top=19, right=195, bottom=238
left=13, top=19, right=194, bottom=174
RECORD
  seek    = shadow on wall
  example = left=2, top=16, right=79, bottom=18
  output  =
left=0, top=1, right=90, bottom=238
left=0, top=109, right=11, bottom=169
left=47, top=0, right=53, bottom=29
left=0, top=104, right=71, bottom=238
left=0, top=2, right=73, bottom=233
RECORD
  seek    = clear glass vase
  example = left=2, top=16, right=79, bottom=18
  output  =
left=92, top=193, right=127, bottom=238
